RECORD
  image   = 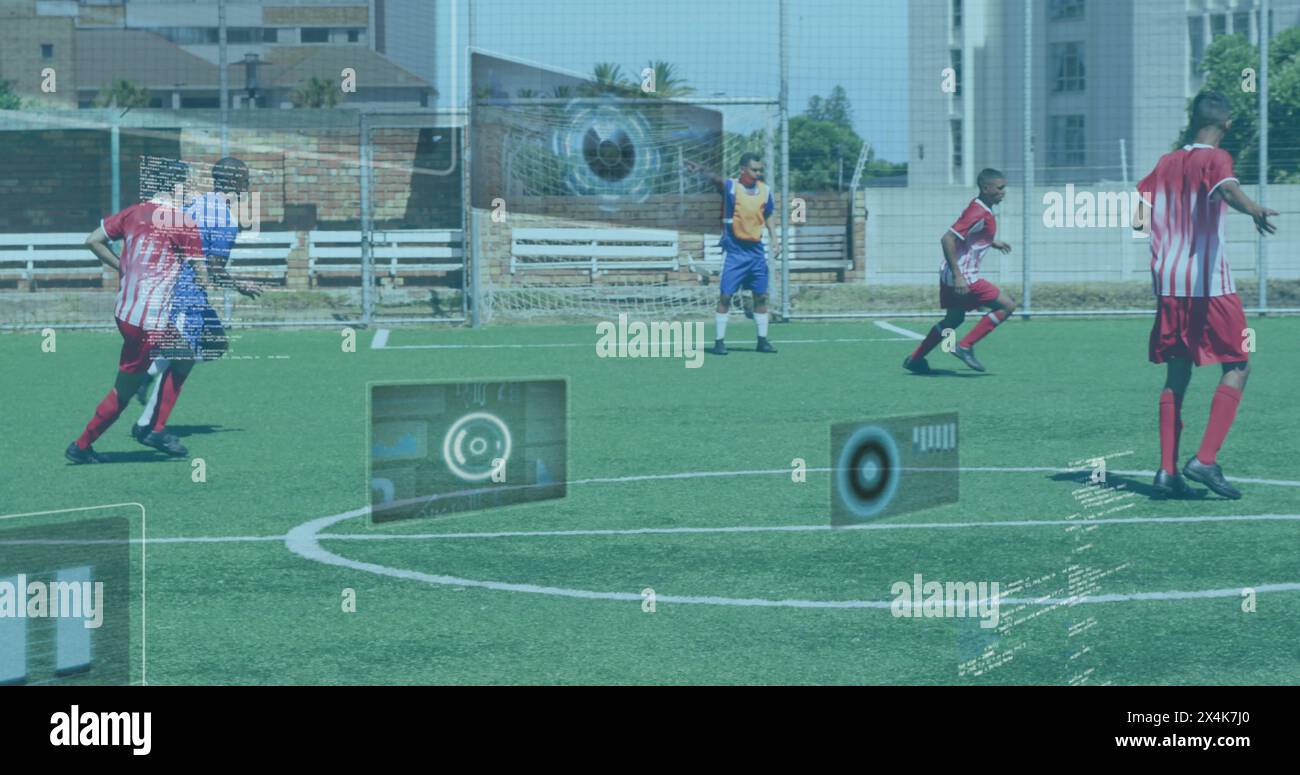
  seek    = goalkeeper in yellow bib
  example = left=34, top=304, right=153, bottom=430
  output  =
left=686, top=153, right=782, bottom=355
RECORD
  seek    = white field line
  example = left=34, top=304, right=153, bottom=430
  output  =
left=285, top=509, right=1300, bottom=609
left=874, top=320, right=927, bottom=340
left=376, top=337, right=909, bottom=351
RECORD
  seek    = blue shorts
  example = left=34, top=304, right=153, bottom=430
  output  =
left=719, top=250, right=769, bottom=297
left=167, top=268, right=226, bottom=361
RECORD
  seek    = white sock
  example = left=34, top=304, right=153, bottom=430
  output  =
left=755, top=312, right=769, bottom=338
left=137, top=359, right=169, bottom=427
left=715, top=313, right=728, bottom=341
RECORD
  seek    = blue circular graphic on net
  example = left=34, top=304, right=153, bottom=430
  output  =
left=553, top=96, right=659, bottom=209
left=835, top=425, right=901, bottom=520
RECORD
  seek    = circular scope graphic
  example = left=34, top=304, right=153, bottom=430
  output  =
left=442, top=412, right=513, bottom=482
left=553, top=97, right=659, bottom=207
left=834, top=425, right=901, bottom=520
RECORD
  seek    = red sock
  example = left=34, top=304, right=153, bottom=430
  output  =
left=910, top=325, right=945, bottom=360
left=76, top=389, right=125, bottom=449
left=959, top=309, right=1007, bottom=348
left=1197, top=384, right=1242, bottom=465
left=1158, top=390, right=1183, bottom=475
left=152, top=368, right=190, bottom=433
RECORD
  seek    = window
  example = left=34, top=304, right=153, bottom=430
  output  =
left=950, top=49, right=963, bottom=97
left=1189, top=17, right=1205, bottom=78
left=951, top=119, right=963, bottom=171
left=301, top=28, right=329, bottom=43
left=951, top=0, right=962, bottom=32
left=263, top=28, right=279, bottom=43
left=154, top=27, right=219, bottom=45
left=41, top=43, right=53, bottom=59
left=1233, top=12, right=1251, bottom=41
left=347, top=29, right=360, bottom=43
left=1051, top=42, right=1086, bottom=92
left=1049, top=0, right=1084, bottom=21
left=1049, top=115, right=1086, bottom=167
left=1210, top=14, right=1227, bottom=38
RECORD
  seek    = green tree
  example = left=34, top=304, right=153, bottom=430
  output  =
left=92, top=79, right=150, bottom=108
left=1194, top=28, right=1300, bottom=183
left=592, top=62, right=629, bottom=89
left=292, top=76, right=343, bottom=108
left=642, top=60, right=694, bottom=98
left=0, top=80, right=20, bottom=110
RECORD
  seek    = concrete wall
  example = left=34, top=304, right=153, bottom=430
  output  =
left=863, top=183, right=1300, bottom=285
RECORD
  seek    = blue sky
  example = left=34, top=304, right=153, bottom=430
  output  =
left=432, top=0, right=910, bottom=162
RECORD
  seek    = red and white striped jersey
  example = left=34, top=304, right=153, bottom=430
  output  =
left=1137, top=144, right=1238, bottom=297
left=940, top=198, right=996, bottom=286
left=102, top=201, right=203, bottom=331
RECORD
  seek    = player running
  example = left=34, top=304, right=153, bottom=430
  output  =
left=903, top=168, right=1016, bottom=374
left=1135, top=91, right=1276, bottom=500
left=66, top=160, right=209, bottom=463
left=685, top=153, right=782, bottom=355
left=132, top=157, right=262, bottom=446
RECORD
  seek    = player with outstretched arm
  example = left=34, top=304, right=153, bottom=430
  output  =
left=1134, top=91, right=1276, bottom=500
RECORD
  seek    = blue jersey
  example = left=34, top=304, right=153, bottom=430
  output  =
left=169, top=193, right=238, bottom=358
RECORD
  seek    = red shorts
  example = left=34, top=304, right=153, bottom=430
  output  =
left=940, top=279, right=1001, bottom=311
left=116, top=318, right=164, bottom=374
left=1149, top=293, right=1250, bottom=366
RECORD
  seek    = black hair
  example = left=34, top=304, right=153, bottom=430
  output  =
left=212, top=156, right=248, bottom=195
left=739, top=152, right=762, bottom=169
left=1188, top=90, right=1232, bottom=136
left=976, top=168, right=1005, bottom=188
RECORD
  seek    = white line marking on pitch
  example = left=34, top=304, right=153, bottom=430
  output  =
left=17, top=463, right=1299, bottom=547
left=5, top=512, right=1297, bottom=548
left=378, top=337, right=909, bottom=351
left=285, top=509, right=1300, bottom=609
left=316, top=513, right=1300, bottom=543
left=370, top=328, right=390, bottom=349
left=874, top=320, right=926, bottom=340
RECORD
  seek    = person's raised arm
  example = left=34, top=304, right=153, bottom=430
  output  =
left=683, top=160, right=725, bottom=193
left=1216, top=179, right=1278, bottom=235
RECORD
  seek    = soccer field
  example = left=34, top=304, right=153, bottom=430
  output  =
left=3, top=315, right=1298, bottom=685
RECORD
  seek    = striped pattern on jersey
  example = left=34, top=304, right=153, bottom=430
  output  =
left=102, top=201, right=203, bottom=331
left=1137, top=144, right=1238, bottom=297
left=940, top=198, right=996, bottom=286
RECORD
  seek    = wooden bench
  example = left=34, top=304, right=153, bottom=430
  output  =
left=510, top=228, right=679, bottom=275
left=226, top=231, right=296, bottom=282
left=688, top=225, right=853, bottom=280
left=308, top=229, right=464, bottom=285
left=0, top=233, right=105, bottom=289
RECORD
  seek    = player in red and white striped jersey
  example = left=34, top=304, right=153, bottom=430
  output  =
left=1134, top=91, right=1277, bottom=499
left=66, top=160, right=209, bottom=464
left=904, top=168, right=1016, bottom=374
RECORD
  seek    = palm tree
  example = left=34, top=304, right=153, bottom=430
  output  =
left=592, top=62, right=628, bottom=89
left=642, top=61, right=694, bottom=98
left=92, top=79, right=150, bottom=109
left=292, top=76, right=342, bottom=108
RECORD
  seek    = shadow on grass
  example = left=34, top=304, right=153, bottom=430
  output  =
left=165, top=424, right=241, bottom=438
left=1046, top=470, right=1211, bottom=501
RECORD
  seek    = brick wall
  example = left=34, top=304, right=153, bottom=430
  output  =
left=1, top=123, right=459, bottom=234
